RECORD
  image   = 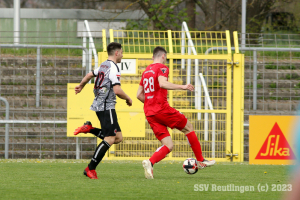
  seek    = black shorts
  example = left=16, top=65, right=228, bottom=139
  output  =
left=96, top=109, right=121, bottom=137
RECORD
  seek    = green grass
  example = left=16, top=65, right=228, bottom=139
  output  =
left=246, top=83, right=262, bottom=89
left=294, top=82, right=300, bottom=88
left=244, top=49, right=300, bottom=58
left=265, top=64, right=296, bottom=70
left=0, top=45, right=104, bottom=56
left=286, top=73, right=300, bottom=80
left=0, top=160, right=291, bottom=200
left=269, top=83, right=277, bottom=88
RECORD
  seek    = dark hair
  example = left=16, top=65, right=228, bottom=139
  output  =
left=153, top=46, right=167, bottom=58
left=107, top=42, right=122, bottom=56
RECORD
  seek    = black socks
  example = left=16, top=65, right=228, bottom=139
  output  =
left=90, top=128, right=104, bottom=140
left=88, top=140, right=110, bottom=170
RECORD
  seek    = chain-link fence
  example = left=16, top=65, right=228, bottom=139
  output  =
left=0, top=29, right=104, bottom=159
left=239, top=32, right=300, bottom=161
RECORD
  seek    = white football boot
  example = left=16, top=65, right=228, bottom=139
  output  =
left=142, top=160, right=154, bottom=179
left=197, top=161, right=206, bottom=169
left=199, top=159, right=216, bottom=168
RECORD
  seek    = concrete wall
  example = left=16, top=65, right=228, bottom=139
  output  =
left=0, top=9, right=146, bottom=44
left=0, top=19, right=80, bottom=44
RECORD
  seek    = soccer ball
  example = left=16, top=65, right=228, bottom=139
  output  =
left=182, top=158, right=198, bottom=175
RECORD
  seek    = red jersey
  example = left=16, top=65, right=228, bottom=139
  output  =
left=140, top=63, right=171, bottom=116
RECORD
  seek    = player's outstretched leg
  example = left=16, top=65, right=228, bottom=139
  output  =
left=182, top=121, right=215, bottom=169
left=74, top=121, right=104, bottom=139
left=186, top=131, right=216, bottom=168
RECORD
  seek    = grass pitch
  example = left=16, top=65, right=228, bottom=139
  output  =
left=0, top=160, right=291, bottom=200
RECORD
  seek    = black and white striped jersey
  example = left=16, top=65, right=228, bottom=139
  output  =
left=90, top=60, right=121, bottom=111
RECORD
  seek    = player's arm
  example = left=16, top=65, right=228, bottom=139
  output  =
left=109, top=64, right=132, bottom=106
left=158, top=76, right=194, bottom=91
left=136, top=85, right=145, bottom=103
left=75, top=72, right=94, bottom=94
left=113, top=85, right=132, bottom=106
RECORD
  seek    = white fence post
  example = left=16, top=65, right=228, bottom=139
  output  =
left=181, top=21, right=201, bottom=119
left=199, top=73, right=216, bottom=158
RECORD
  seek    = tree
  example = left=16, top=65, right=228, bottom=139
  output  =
left=4, top=0, right=293, bottom=33
left=134, top=0, right=189, bottom=30
left=193, top=0, right=284, bottom=34
left=194, top=0, right=220, bottom=31
left=2, top=0, right=28, bottom=7
left=244, top=0, right=277, bottom=33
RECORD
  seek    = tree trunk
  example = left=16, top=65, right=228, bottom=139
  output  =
left=187, top=0, right=195, bottom=29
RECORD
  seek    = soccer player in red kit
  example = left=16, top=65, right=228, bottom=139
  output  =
left=137, top=46, right=215, bottom=179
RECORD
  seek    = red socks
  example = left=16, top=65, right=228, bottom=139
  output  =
left=149, top=145, right=170, bottom=165
left=186, top=131, right=204, bottom=162
left=149, top=132, right=203, bottom=166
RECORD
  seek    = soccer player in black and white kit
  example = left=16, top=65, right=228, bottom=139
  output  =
left=74, top=42, right=132, bottom=179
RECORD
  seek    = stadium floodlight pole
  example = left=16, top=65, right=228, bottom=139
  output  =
left=14, top=0, right=20, bottom=45
left=0, top=97, right=10, bottom=159
left=241, top=0, right=247, bottom=49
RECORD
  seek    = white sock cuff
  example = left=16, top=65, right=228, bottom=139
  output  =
left=155, top=145, right=165, bottom=152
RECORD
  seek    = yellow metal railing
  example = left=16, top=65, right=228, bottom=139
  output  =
left=232, top=31, right=244, bottom=162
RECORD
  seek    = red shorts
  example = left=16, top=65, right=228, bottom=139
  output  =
left=146, top=107, right=188, bottom=141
